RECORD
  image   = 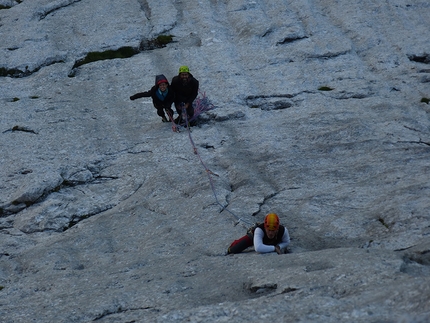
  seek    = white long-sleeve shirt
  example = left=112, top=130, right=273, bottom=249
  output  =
left=253, top=226, right=290, bottom=253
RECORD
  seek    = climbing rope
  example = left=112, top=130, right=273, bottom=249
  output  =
left=179, top=100, right=253, bottom=228
left=165, top=109, right=178, bottom=132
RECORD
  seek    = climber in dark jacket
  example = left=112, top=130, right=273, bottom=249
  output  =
left=130, top=74, right=175, bottom=123
left=170, top=66, right=199, bottom=126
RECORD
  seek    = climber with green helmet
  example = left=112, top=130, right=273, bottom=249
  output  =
left=171, top=66, right=199, bottom=127
left=227, top=213, right=290, bottom=255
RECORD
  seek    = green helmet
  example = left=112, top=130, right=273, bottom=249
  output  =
left=179, top=65, right=190, bottom=73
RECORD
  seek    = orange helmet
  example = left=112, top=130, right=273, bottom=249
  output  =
left=264, top=213, right=280, bottom=231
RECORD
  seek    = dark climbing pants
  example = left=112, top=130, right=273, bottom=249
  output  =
left=175, top=103, right=194, bottom=122
left=155, top=105, right=174, bottom=120
left=227, top=234, right=253, bottom=254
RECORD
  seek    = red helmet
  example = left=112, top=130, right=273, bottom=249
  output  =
left=264, top=213, right=279, bottom=231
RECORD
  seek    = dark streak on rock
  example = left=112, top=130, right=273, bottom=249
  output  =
left=2, top=126, right=39, bottom=134
left=37, top=0, right=82, bottom=20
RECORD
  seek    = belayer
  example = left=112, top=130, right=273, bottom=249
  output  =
left=130, top=74, right=175, bottom=124
left=227, top=213, right=290, bottom=254
left=171, top=66, right=199, bottom=127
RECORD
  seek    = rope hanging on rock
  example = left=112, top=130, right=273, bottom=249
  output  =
left=179, top=95, right=252, bottom=227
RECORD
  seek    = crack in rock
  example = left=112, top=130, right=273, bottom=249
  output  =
left=246, top=94, right=296, bottom=111
left=245, top=281, right=278, bottom=294
left=408, top=53, right=430, bottom=64
left=92, top=305, right=156, bottom=321
left=35, top=0, right=82, bottom=20
left=308, top=49, right=351, bottom=60
left=0, top=56, right=66, bottom=78
left=136, top=0, right=150, bottom=20
left=63, top=203, right=115, bottom=231
left=251, top=191, right=279, bottom=217
left=277, top=35, right=308, bottom=45
left=3, top=125, right=39, bottom=134
left=68, top=38, right=173, bottom=77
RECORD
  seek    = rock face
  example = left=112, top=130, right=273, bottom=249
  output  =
left=1, top=0, right=430, bottom=322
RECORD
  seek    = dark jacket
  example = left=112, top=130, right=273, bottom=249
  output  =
left=130, top=85, right=175, bottom=109
left=171, top=73, right=199, bottom=105
left=257, top=223, right=286, bottom=246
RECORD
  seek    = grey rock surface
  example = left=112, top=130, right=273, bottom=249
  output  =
left=1, top=0, right=430, bottom=322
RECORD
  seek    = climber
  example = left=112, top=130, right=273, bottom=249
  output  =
left=227, top=213, right=290, bottom=255
left=130, top=74, right=175, bottom=124
left=170, top=66, right=199, bottom=126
